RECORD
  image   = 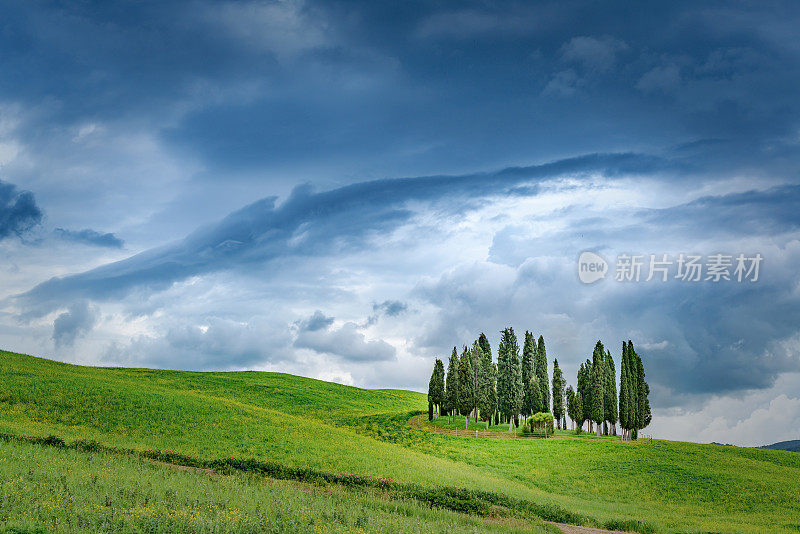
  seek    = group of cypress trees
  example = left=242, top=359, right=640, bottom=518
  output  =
left=619, top=340, right=652, bottom=440
left=427, top=327, right=565, bottom=431
left=565, top=339, right=651, bottom=439
left=427, top=331, right=651, bottom=439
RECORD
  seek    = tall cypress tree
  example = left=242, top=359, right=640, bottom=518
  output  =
left=574, top=391, right=584, bottom=434
left=477, top=344, right=496, bottom=429
left=619, top=341, right=629, bottom=439
left=497, top=327, right=522, bottom=431
left=521, top=331, right=536, bottom=417
left=552, top=359, right=565, bottom=429
left=604, top=349, right=618, bottom=435
left=458, top=346, right=475, bottom=428
left=527, top=377, right=542, bottom=414
left=591, top=341, right=605, bottom=436
left=632, top=342, right=651, bottom=438
left=477, top=332, right=496, bottom=425
left=565, top=385, right=576, bottom=430
left=428, top=358, right=445, bottom=417
left=478, top=333, right=492, bottom=362
left=444, top=347, right=459, bottom=422
left=627, top=340, right=639, bottom=439
left=470, top=341, right=483, bottom=421
left=536, top=336, right=550, bottom=413
left=577, top=361, right=590, bottom=432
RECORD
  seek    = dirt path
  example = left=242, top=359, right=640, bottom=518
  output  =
left=547, top=522, right=631, bottom=534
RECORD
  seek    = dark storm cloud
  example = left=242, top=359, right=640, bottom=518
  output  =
left=294, top=311, right=396, bottom=362
left=299, top=310, right=335, bottom=332
left=0, top=180, right=42, bottom=240
left=374, top=300, right=408, bottom=317
left=3, top=1, right=799, bottom=175
left=14, top=152, right=664, bottom=314
left=52, top=301, right=96, bottom=347
left=54, top=228, right=124, bottom=248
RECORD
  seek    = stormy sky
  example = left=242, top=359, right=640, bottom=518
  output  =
left=1, top=0, right=799, bottom=446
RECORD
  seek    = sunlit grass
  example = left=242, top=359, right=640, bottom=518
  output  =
left=2, top=350, right=800, bottom=533
left=0, top=439, right=553, bottom=533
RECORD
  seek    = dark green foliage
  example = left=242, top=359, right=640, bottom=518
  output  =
left=573, top=391, right=584, bottom=433
left=428, top=358, right=445, bottom=416
left=604, top=349, right=618, bottom=433
left=634, top=342, right=651, bottom=432
left=620, top=340, right=652, bottom=439
left=619, top=341, right=629, bottom=433
left=565, top=385, right=576, bottom=429
left=590, top=341, right=605, bottom=431
left=458, top=347, right=475, bottom=426
left=535, top=336, right=550, bottom=413
left=577, top=360, right=592, bottom=430
left=444, top=348, right=459, bottom=419
left=477, top=333, right=492, bottom=362
left=476, top=344, right=496, bottom=428
left=552, top=359, right=565, bottom=429
left=527, top=412, right=555, bottom=436
left=497, top=327, right=522, bottom=430
left=524, top=377, right=542, bottom=416
left=521, top=331, right=536, bottom=414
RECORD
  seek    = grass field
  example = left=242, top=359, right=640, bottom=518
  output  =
left=2, top=349, right=799, bottom=533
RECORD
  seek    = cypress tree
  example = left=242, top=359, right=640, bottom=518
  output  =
left=444, top=347, right=459, bottom=422
left=591, top=341, right=605, bottom=436
left=497, top=327, right=522, bottom=431
left=552, top=359, right=565, bottom=429
left=604, top=349, right=618, bottom=435
left=470, top=342, right=483, bottom=421
left=619, top=341, right=629, bottom=440
left=521, top=331, right=536, bottom=417
left=632, top=342, right=651, bottom=438
left=527, top=377, right=542, bottom=415
left=478, top=333, right=492, bottom=362
left=627, top=340, right=639, bottom=439
left=458, top=346, right=475, bottom=428
left=565, top=385, right=576, bottom=430
left=428, top=358, right=445, bottom=417
left=477, top=346, right=496, bottom=429
left=574, top=391, right=584, bottom=434
left=536, top=336, right=550, bottom=413
left=577, top=359, right=593, bottom=432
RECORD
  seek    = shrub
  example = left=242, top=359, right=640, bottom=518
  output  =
left=527, top=412, right=554, bottom=436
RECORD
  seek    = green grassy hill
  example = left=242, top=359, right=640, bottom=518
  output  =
left=2, top=350, right=799, bottom=533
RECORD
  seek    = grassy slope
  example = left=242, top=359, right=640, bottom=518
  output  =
left=2, top=350, right=800, bottom=533
left=0, top=438, right=552, bottom=533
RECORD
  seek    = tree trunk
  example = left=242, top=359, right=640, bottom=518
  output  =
left=508, top=417, right=514, bottom=432
left=596, top=422, right=601, bottom=436
left=465, top=415, right=469, bottom=429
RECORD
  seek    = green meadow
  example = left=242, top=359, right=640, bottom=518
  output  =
left=1, top=350, right=799, bottom=533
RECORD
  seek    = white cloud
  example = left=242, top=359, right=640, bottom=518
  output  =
left=560, top=35, right=628, bottom=72
left=204, top=0, right=331, bottom=61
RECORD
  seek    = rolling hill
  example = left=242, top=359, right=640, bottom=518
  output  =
left=1, top=349, right=799, bottom=533
left=760, top=440, right=800, bottom=453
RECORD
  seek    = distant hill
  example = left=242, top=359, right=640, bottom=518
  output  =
left=759, top=439, right=800, bottom=452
